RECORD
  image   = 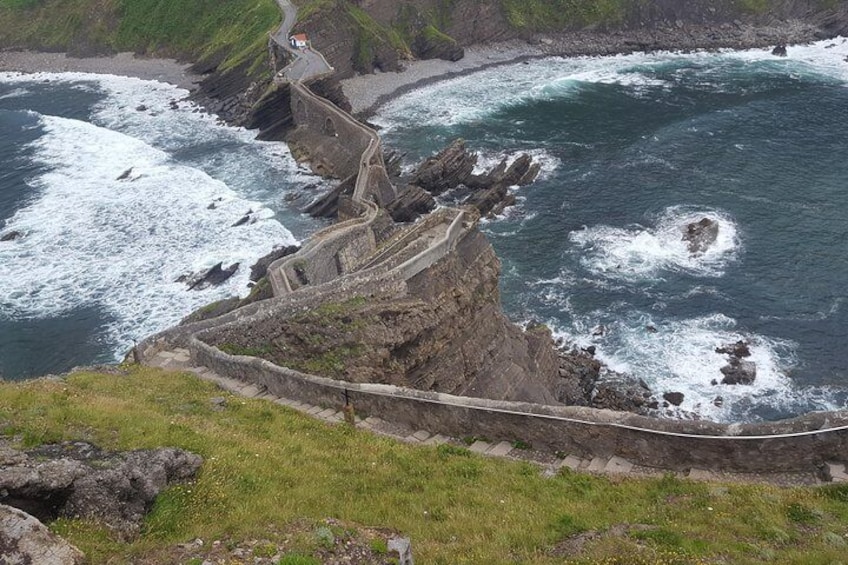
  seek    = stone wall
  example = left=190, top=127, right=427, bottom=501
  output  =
left=190, top=333, right=848, bottom=473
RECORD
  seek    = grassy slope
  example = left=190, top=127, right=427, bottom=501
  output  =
left=0, top=0, right=280, bottom=74
left=2, top=367, right=848, bottom=564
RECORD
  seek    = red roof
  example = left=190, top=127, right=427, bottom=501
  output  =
left=292, top=34, right=308, bottom=42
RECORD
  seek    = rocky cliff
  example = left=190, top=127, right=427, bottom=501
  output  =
left=205, top=224, right=564, bottom=404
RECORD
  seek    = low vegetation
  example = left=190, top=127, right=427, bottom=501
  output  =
left=1, top=367, right=848, bottom=563
left=499, top=0, right=627, bottom=30
left=0, top=0, right=280, bottom=75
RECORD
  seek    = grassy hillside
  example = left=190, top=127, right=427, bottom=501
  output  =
left=2, top=367, right=848, bottom=563
left=0, top=0, right=280, bottom=75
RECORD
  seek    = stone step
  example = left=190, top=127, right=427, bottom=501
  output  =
left=423, top=434, right=449, bottom=446
left=486, top=441, right=514, bottom=458
left=825, top=462, right=848, bottom=483
left=469, top=440, right=491, bottom=454
left=604, top=456, right=634, bottom=474
left=586, top=457, right=608, bottom=473
left=560, top=455, right=584, bottom=471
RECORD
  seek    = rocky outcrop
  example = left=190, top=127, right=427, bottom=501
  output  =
left=411, top=25, right=464, bottom=62
left=396, top=139, right=542, bottom=220
left=205, top=226, right=562, bottom=405
left=683, top=217, right=719, bottom=255
left=411, top=139, right=477, bottom=195
left=178, top=262, right=240, bottom=290
left=387, top=185, right=436, bottom=222
left=0, top=504, right=84, bottom=565
left=0, top=440, right=202, bottom=538
left=1, top=230, right=22, bottom=242
left=716, top=340, right=757, bottom=385
left=249, top=245, right=300, bottom=282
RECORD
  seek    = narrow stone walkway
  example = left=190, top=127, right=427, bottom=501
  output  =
left=146, top=348, right=839, bottom=487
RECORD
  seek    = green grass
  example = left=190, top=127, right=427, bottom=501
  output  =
left=0, top=0, right=280, bottom=76
left=2, top=367, right=848, bottom=563
left=500, top=0, right=627, bottom=30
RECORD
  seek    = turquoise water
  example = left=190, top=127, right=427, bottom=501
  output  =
left=374, top=40, right=848, bottom=422
left=0, top=72, right=322, bottom=379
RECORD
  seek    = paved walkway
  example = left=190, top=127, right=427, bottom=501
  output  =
left=271, top=0, right=333, bottom=83
left=146, top=348, right=843, bottom=486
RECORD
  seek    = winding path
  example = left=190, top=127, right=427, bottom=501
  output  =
left=271, top=0, right=333, bottom=83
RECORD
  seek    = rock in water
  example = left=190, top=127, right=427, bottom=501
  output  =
left=184, top=262, right=240, bottom=290
left=715, top=340, right=751, bottom=358
left=663, top=391, right=685, bottom=406
left=0, top=504, right=84, bottom=564
left=411, top=139, right=477, bottom=195
left=387, top=185, right=437, bottom=223
left=683, top=217, right=719, bottom=254
left=0, top=231, right=22, bottom=242
left=772, top=44, right=788, bottom=57
left=721, top=360, right=757, bottom=385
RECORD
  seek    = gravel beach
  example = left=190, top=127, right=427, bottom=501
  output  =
left=0, top=51, right=200, bottom=90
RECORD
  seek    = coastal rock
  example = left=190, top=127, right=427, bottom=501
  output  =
left=555, top=349, right=601, bottom=406
left=116, top=167, right=133, bottom=181
left=180, top=262, right=240, bottom=290
left=249, top=245, right=300, bottom=281
left=464, top=153, right=542, bottom=216
left=772, top=44, right=788, bottom=56
left=721, top=360, right=757, bottom=385
left=411, top=139, right=477, bottom=195
left=1, top=230, right=22, bottom=242
left=682, top=217, right=719, bottom=254
left=715, top=340, right=751, bottom=358
left=411, top=26, right=464, bottom=62
left=0, top=504, right=84, bottom=565
left=663, top=391, right=685, bottom=406
left=0, top=440, right=202, bottom=538
left=305, top=174, right=356, bottom=218
left=387, top=185, right=437, bottom=223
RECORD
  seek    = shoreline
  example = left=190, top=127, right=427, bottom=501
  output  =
left=342, top=19, right=828, bottom=117
left=0, top=50, right=201, bottom=90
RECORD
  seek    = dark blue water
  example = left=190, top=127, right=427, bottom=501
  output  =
left=375, top=43, right=848, bottom=421
left=0, top=73, right=321, bottom=379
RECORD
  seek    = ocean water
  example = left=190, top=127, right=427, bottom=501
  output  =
left=0, top=72, right=323, bottom=379
left=374, top=39, right=848, bottom=422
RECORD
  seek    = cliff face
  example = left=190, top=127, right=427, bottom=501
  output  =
left=298, top=0, right=848, bottom=79
left=206, top=226, right=561, bottom=405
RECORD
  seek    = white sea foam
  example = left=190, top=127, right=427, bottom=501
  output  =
left=374, top=38, right=848, bottom=130
left=569, top=206, right=740, bottom=281
left=548, top=311, right=837, bottom=422
left=0, top=113, right=297, bottom=358
left=0, top=87, right=30, bottom=100
left=472, top=148, right=560, bottom=180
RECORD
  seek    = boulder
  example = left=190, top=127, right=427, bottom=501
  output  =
left=0, top=504, right=84, bottom=565
left=721, top=360, right=757, bottom=385
left=663, top=391, right=685, bottom=406
left=772, top=44, right=788, bottom=56
left=682, top=217, right=719, bottom=254
left=0, top=441, right=202, bottom=538
left=1, top=230, right=22, bottom=242
left=411, top=139, right=477, bottom=195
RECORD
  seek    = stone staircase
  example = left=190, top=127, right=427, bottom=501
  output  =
left=146, top=348, right=834, bottom=486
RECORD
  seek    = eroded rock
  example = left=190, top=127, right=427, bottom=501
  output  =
left=179, top=262, right=240, bottom=290
left=721, top=360, right=757, bottom=385
left=1, top=231, right=22, bottom=242
left=411, top=139, right=477, bottom=195
left=683, top=217, right=719, bottom=254
left=0, top=441, right=202, bottom=538
left=0, top=504, right=84, bottom=565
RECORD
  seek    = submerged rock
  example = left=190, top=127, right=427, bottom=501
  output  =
left=682, top=217, right=719, bottom=254
left=0, top=230, right=22, bottom=242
